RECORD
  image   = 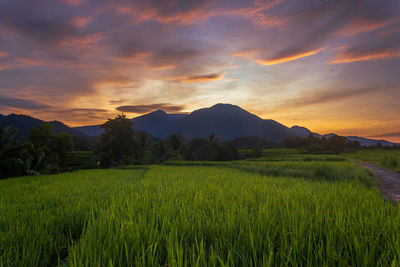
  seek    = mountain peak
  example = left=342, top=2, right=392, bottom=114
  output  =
left=149, top=109, right=167, bottom=115
left=209, top=103, right=243, bottom=111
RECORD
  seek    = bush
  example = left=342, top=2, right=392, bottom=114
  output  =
left=381, top=155, right=399, bottom=168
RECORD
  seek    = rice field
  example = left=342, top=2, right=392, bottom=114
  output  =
left=1, top=155, right=400, bottom=266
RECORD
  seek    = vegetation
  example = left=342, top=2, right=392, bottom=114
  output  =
left=284, top=133, right=360, bottom=154
left=0, top=123, right=29, bottom=178
left=0, top=122, right=74, bottom=178
left=29, top=123, right=74, bottom=173
left=344, top=149, right=400, bottom=173
left=97, top=115, right=135, bottom=167
left=0, top=168, right=147, bottom=266
left=1, top=164, right=399, bottom=266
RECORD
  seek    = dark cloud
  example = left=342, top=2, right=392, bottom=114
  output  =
left=284, top=87, right=378, bottom=108
left=332, top=27, right=400, bottom=63
left=116, top=104, right=185, bottom=113
left=250, top=0, right=400, bottom=65
left=368, top=132, right=400, bottom=138
left=182, top=73, right=225, bottom=83
left=0, top=96, right=52, bottom=110
left=0, top=0, right=85, bottom=45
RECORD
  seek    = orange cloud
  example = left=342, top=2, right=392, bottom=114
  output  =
left=338, top=19, right=390, bottom=37
left=226, top=0, right=286, bottom=27
left=150, top=64, right=177, bottom=71
left=169, top=73, right=225, bottom=83
left=256, top=49, right=322, bottom=65
left=331, top=49, right=400, bottom=63
left=104, top=0, right=285, bottom=27
left=0, top=51, right=7, bottom=58
left=72, top=16, right=92, bottom=28
left=231, top=49, right=260, bottom=59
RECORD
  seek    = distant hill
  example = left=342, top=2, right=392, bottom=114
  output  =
left=76, top=104, right=320, bottom=142
left=2, top=104, right=397, bottom=146
left=0, top=113, right=88, bottom=139
left=346, top=136, right=395, bottom=147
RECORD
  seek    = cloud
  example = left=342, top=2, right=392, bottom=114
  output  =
left=331, top=29, right=400, bottom=63
left=368, top=132, right=400, bottom=138
left=256, top=49, right=322, bottom=65
left=0, top=1, right=84, bottom=45
left=106, top=0, right=284, bottom=27
left=0, top=96, right=52, bottom=110
left=116, top=103, right=186, bottom=114
left=169, top=73, right=225, bottom=83
left=283, top=87, right=378, bottom=108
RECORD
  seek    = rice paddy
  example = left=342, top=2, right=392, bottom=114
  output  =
left=1, top=151, right=399, bottom=266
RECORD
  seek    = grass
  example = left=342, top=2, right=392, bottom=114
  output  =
left=230, top=161, right=377, bottom=187
left=1, top=149, right=400, bottom=266
left=0, top=169, right=147, bottom=266
left=344, top=149, right=400, bottom=172
left=67, top=166, right=399, bottom=266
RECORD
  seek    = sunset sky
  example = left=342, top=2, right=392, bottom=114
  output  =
left=0, top=0, right=399, bottom=142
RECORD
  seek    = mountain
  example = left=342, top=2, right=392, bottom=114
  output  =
left=346, top=136, right=395, bottom=147
left=0, top=113, right=88, bottom=139
left=3, top=104, right=396, bottom=146
left=76, top=103, right=320, bottom=142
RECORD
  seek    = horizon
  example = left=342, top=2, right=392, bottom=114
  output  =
left=0, top=0, right=399, bottom=142
left=1, top=103, right=399, bottom=143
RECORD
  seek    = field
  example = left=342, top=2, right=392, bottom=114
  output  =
left=1, top=150, right=400, bottom=266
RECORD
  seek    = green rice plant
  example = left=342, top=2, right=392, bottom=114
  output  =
left=381, top=155, right=399, bottom=168
left=67, top=166, right=399, bottom=266
left=344, top=149, right=400, bottom=172
left=0, top=169, right=147, bottom=267
left=163, top=160, right=230, bottom=166
left=230, top=161, right=377, bottom=187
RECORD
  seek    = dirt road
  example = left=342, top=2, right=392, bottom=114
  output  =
left=360, top=162, right=400, bottom=203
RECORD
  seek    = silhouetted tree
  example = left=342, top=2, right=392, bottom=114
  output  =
left=323, top=135, right=347, bottom=154
left=135, top=131, right=152, bottom=164
left=97, top=115, right=134, bottom=167
left=29, top=123, right=73, bottom=172
left=151, top=141, right=171, bottom=163
left=167, top=133, right=185, bottom=158
left=0, top=122, right=29, bottom=178
left=184, top=136, right=238, bottom=161
left=73, top=137, right=93, bottom=151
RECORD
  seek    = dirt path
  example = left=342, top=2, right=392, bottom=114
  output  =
left=360, top=162, right=400, bottom=202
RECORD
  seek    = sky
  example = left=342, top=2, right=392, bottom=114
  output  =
left=0, top=0, right=399, bottom=142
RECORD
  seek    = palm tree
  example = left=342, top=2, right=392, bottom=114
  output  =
left=0, top=122, right=30, bottom=178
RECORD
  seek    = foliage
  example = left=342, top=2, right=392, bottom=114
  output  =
left=65, top=151, right=99, bottom=171
left=73, top=137, right=94, bottom=151
left=184, top=134, right=238, bottom=161
left=97, top=115, right=135, bottom=167
left=284, top=133, right=360, bottom=154
left=151, top=141, right=171, bottom=163
left=0, top=123, right=30, bottom=178
left=344, top=149, right=400, bottom=172
left=167, top=133, right=185, bottom=159
left=29, top=123, right=74, bottom=172
left=134, top=131, right=152, bottom=164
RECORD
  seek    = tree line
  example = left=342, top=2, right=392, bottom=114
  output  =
left=283, top=133, right=360, bottom=154
left=0, top=115, right=238, bottom=178
left=96, top=115, right=238, bottom=168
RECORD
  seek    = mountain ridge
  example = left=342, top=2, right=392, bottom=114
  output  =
left=1, top=104, right=397, bottom=146
left=75, top=104, right=397, bottom=146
